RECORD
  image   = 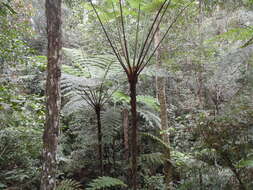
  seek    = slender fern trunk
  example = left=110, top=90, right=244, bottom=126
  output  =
left=154, top=26, right=172, bottom=189
left=41, top=0, right=62, bottom=189
left=95, top=106, right=103, bottom=176
left=129, top=75, right=138, bottom=190
left=123, top=109, right=129, bottom=160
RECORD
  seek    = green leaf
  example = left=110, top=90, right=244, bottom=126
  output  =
left=137, top=95, right=160, bottom=111
left=0, top=2, right=16, bottom=16
left=112, top=91, right=130, bottom=103
left=56, top=179, right=82, bottom=190
left=2, top=3, right=16, bottom=14
left=87, top=176, right=127, bottom=190
left=238, top=159, right=253, bottom=168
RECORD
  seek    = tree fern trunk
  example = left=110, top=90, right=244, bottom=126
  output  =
left=96, top=106, right=103, bottom=176
left=154, top=26, right=172, bottom=190
left=123, top=109, right=129, bottom=160
left=41, top=0, right=62, bottom=189
left=129, top=76, right=138, bottom=190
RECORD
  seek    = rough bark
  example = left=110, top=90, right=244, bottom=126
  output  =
left=129, top=75, right=138, bottom=190
left=197, top=0, right=205, bottom=109
left=40, top=0, right=62, bottom=189
left=122, top=109, right=129, bottom=160
left=154, top=26, right=172, bottom=189
left=95, top=106, right=103, bottom=176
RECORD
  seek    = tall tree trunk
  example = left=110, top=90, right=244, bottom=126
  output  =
left=41, top=0, right=62, bottom=189
left=122, top=109, right=129, bottom=160
left=197, top=0, right=204, bottom=109
left=129, top=76, right=138, bottom=190
left=95, top=106, right=103, bottom=176
left=154, top=26, right=172, bottom=189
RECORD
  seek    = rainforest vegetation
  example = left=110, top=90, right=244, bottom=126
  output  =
left=0, top=0, right=253, bottom=189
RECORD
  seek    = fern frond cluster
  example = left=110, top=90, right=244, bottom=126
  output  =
left=86, top=176, right=127, bottom=190
left=56, top=179, right=82, bottom=190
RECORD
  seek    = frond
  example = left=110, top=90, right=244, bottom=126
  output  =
left=61, top=73, right=98, bottom=102
left=63, top=48, right=122, bottom=79
left=62, top=73, right=101, bottom=90
left=86, top=176, right=127, bottom=190
left=101, top=108, right=122, bottom=139
left=139, top=108, right=161, bottom=128
left=61, top=73, right=99, bottom=115
left=171, top=150, right=200, bottom=168
left=141, top=133, right=170, bottom=151
left=140, top=152, right=164, bottom=166
left=112, top=91, right=161, bottom=128
left=56, top=179, right=82, bottom=190
left=112, top=90, right=160, bottom=111
left=141, top=64, right=168, bottom=78
left=137, top=95, right=160, bottom=111
left=237, top=158, right=253, bottom=168
left=0, top=2, right=16, bottom=16
left=112, top=91, right=130, bottom=104
left=62, top=95, right=88, bottom=117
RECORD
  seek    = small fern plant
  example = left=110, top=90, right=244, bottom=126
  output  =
left=86, top=176, right=127, bottom=190
left=56, top=179, right=82, bottom=190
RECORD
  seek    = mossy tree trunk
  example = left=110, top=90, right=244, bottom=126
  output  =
left=41, top=0, right=62, bottom=189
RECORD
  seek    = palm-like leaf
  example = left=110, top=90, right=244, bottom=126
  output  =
left=101, top=108, right=122, bottom=138
left=63, top=48, right=123, bottom=79
left=87, top=176, right=127, bottom=190
left=56, top=179, right=82, bottom=190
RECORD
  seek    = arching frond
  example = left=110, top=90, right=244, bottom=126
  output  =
left=137, top=95, right=160, bottom=111
left=62, top=95, right=89, bottom=117
left=112, top=90, right=159, bottom=109
left=140, top=152, right=164, bottom=166
left=61, top=73, right=102, bottom=115
left=63, top=47, right=123, bottom=79
left=86, top=176, right=127, bottom=190
left=101, top=108, right=122, bottom=138
left=141, top=133, right=170, bottom=151
left=56, top=179, right=82, bottom=190
left=139, top=108, right=161, bottom=128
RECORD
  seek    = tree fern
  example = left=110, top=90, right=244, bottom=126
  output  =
left=61, top=73, right=112, bottom=117
left=61, top=51, right=122, bottom=176
left=61, top=74, right=96, bottom=116
left=86, top=176, right=127, bottom=190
